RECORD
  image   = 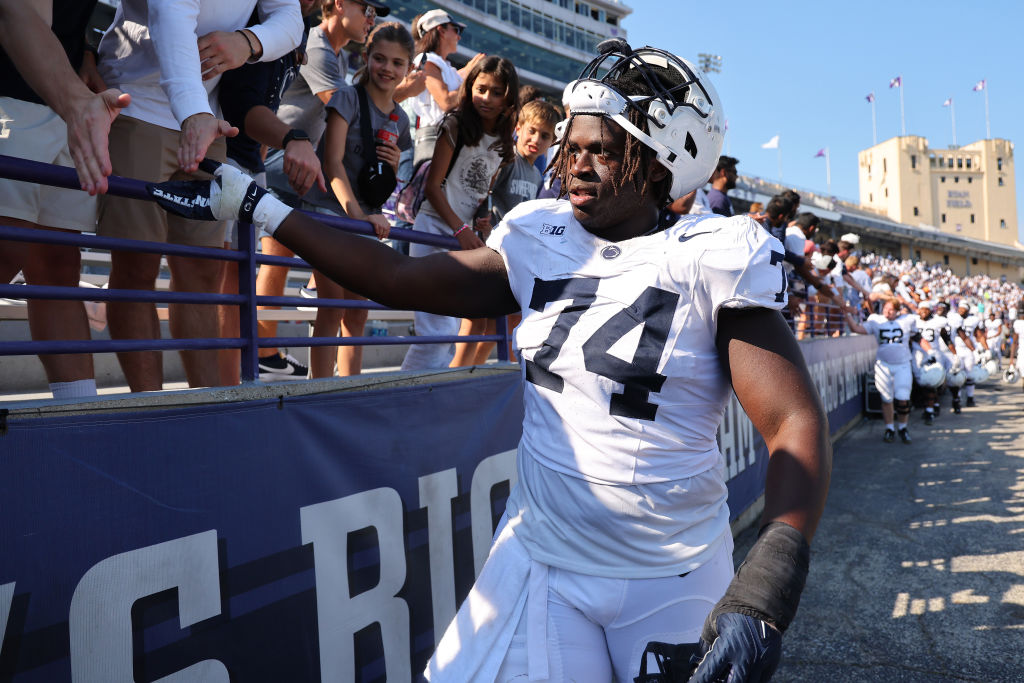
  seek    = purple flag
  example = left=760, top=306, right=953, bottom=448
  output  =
left=866, top=92, right=875, bottom=103
left=889, top=76, right=902, bottom=88
left=973, top=79, right=986, bottom=91
left=943, top=98, right=952, bottom=107
left=814, top=148, right=826, bottom=158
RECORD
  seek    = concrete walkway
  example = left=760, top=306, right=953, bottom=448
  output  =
left=760, top=381, right=1024, bottom=682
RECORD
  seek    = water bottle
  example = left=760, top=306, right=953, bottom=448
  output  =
left=376, top=113, right=400, bottom=147
left=368, top=319, right=388, bottom=337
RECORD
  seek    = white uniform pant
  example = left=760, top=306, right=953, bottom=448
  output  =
left=426, top=517, right=734, bottom=683
left=957, top=349, right=976, bottom=396
left=495, top=540, right=734, bottom=682
left=874, top=358, right=912, bottom=403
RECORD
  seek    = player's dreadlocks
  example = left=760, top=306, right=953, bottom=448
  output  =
left=550, top=63, right=683, bottom=207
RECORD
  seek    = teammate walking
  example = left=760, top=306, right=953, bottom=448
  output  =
left=846, top=300, right=930, bottom=443
left=148, top=40, right=831, bottom=682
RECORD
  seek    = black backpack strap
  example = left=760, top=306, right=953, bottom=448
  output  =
left=355, top=84, right=380, bottom=167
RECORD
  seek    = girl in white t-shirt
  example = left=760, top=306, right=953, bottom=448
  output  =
left=401, top=55, right=519, bottom=371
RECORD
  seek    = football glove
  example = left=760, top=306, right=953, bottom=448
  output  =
left=688, top=613, right=781, bottom=683
left=146, top=159, right=292, bottom=235
left=691, top=522, right=810, bottom=683
left=633, top=640, right=702, bottom=682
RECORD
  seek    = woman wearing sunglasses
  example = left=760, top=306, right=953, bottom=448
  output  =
left=407, top=9, right=486, bottom=167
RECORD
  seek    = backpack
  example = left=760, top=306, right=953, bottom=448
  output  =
left=395, top=124, right=463, bottom=224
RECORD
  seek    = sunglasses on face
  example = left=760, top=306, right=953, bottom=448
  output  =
left=446, top=23, right=464, bottom=36
left=349, top=0, right=376, bottom=19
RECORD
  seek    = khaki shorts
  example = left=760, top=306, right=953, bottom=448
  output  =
left=98, top=115, right=226, bottom=247
left=0, top=97, right=98, bottom=231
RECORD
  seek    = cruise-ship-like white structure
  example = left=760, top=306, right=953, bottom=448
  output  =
left=389, top=0, right=633, bottom=93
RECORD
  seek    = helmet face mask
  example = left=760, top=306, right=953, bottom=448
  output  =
left=559, top=40, right=725, bottom=201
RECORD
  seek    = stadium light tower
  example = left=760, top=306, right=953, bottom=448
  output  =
left=698, top=53, right=722, bottom=74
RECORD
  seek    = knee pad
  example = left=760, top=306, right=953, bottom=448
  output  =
left=965, top=379, right=975, bottom=387
left=894, top=399, right=911, bottom=417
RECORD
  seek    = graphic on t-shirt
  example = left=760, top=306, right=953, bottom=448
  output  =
left=461, top=156, right=493, bottom=196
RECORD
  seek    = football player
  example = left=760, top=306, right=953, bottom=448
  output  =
left=147, top=40, right=831, bottom=683
left=1009, top=302, right=1024, bottom=391
left=913, top=301, right=948, bottom=424
left=948, top=300, right=979, bottom=409
left=845, top=300, right=930, bottom=443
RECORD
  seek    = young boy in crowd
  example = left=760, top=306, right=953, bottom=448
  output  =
left=490, top=99, right=559, bottom=223
left=450, top=98, right=559, bottom=367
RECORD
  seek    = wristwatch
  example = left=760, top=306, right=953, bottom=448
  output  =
left=281, top=128, right=310, bottom=149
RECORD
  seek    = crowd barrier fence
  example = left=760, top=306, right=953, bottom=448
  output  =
left=0, top=154, right=511, bottom=385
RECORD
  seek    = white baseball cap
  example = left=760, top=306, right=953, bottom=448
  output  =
left=418, top=9, right=466, bottom=37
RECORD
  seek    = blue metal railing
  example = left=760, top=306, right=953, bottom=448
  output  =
left=0, top=154, right=511, bottom=385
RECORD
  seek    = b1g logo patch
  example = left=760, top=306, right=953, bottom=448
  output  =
left=540, top=224, right=566, bottom=236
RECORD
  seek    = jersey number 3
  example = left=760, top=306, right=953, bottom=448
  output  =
left=524, top=277, right=679, bottom=421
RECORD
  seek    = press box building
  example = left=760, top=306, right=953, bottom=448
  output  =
left=858, top=136, right=1021, bottom=277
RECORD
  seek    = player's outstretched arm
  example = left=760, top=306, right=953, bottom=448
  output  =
left=689, top=307, right=830, bottom=683
left=147, top=162, right=518, bottom=318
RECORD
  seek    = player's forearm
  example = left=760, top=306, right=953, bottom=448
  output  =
left=761, top=414, right=831, bottom=541
left=272, top=211, right=513, bottom=317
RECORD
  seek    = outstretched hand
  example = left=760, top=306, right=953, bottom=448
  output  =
left=66, top=89, right=131, bottom=196
left=178, top=113, right=238, bottom=173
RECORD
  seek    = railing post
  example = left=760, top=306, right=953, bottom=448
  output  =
left=237, top=222, right=259, bottom=382
left=496, top=315, right=509, bottom=362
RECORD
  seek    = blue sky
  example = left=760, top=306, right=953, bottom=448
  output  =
left=622, top=0, right=1023, bottom=241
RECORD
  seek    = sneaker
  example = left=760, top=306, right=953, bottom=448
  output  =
left=965, top=396, right=976, bottom=408
left=883, top=428, right=896, bottom=443
left=297, top=285, right=318, bottom=312
left=258, top=352, right=308, bottom=380
left=923, top=412, right=934, bottom=426
left=899, top=427, right=912, bottom=444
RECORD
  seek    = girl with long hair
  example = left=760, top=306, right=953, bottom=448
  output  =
left=311, top=21, right=414, bottom=377
left=400, top=55, right=519, bottom=371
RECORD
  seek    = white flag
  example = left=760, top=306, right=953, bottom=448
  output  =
left=761, top=135, right=779, bottom=149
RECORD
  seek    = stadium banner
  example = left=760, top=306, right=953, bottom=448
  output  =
left=720, top=333, right=877, bottom=522
left=0, top=336, right=874, bottom=681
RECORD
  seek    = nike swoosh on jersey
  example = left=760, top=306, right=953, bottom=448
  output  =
left=678, top=231, right=714, bottom=243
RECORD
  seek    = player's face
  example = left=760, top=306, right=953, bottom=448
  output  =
left=883, top=302, right=898, bottom=320
left=919, top=307, right=932, bottom=320
left=563, top=115, right=658, bottom=240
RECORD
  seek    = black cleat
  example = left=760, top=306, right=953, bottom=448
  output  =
left=883, top=428, right=896, bottom=443
left=952, top=401, right=961, bottom=414
left=923, top=412, right=934, bottom=426
left=899, top=428, right=912, bottom=444
left=966, top=396, right=976, bottom=408
left=933, top=404, right=941, bottom=417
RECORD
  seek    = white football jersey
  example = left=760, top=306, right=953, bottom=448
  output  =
left=487, top=200, right=788, bottom=577
left=985, top=317, right=1004, bottom=341
left=916, top=315, right=949, bottom=352
left=490, top=200, right=788, bottom=485
left=864, top=314, right=916, bottom=365
left=952, top=314, right=981, bottom=353
left=1014, top=319, right=1024, bottom=360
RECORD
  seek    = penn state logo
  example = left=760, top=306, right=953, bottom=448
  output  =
left=601, top=245, right=622, bottom=260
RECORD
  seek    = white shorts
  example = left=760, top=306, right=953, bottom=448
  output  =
left=875, top=358, right=912, bottom=402
left=0, top=97, right=97, bottom=231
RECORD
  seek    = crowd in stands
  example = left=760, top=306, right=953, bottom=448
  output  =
left=2, top=0, right=1023, bottom=400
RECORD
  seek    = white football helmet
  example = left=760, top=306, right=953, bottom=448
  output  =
left=1003, top=365, right=1019, bottom=383
left=967, top=364, right=989, bottom=384
left=916, top=359, right=945, bottom=388
left=946, top=368, right=966, bottom=388
left=984, top=358, right=1000, bottom=379
left=559, top=39, right=725, bottom=200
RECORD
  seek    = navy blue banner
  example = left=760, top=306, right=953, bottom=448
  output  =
left=0, top=335, right=875, bottom=681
